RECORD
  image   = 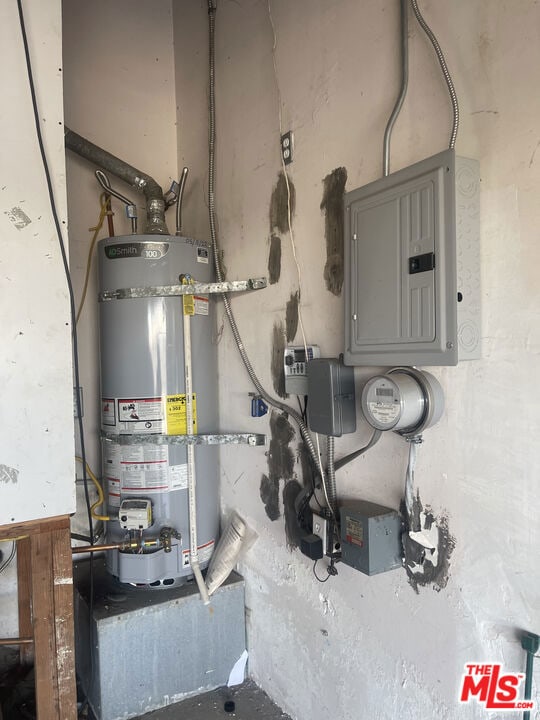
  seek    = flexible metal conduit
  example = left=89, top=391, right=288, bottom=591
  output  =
left=383, top=0, right=409, bottom=177
left=207, top=1, right=321, bottom=473
left=410, top=0, right=459, bottom=149
left=64, top=127, right=169, bottom=234
left=326, top=436, right=337, bottom=517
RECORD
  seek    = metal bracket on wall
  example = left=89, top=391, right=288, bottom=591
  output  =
left=99, top=277, right=267, bottom=302
left=101, top=432, right=266, bottom=447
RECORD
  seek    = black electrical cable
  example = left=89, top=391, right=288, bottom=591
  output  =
left=16, top=1, right=96, bottom=711
left=0, top=543, right=16, bottom=575
left=312, top=559, right=331, bottom=583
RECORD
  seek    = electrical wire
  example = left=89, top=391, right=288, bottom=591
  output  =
left=0, top=543, right=16, bottom=575
left=76, top=193, right=111, bottom=324
left=267, top=0, right=308, bottom=355
left=16, top=3, right=96, bottom=711
left=312, top=559, right=331, bottom=583
left=410, top=0, right=459, bottom=149
left=15, top=0, right=94, bottom=548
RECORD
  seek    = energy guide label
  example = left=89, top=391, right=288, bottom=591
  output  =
left=166, top=394, right=198, bottom=435
left=117, top=397, right=164, bottom=434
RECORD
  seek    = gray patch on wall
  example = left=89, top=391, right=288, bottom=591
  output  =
left=0, top=464, right=19, bottom=484
left=402, top=494, right=456, bottom=594
left=259, top=411, right=296, bottom=522
left=260, top=474, right=280, bottom=521
left=283, top=479, right=304, bottom=549
left=271, top=320, right=287, bottom=398
left=5, top=207, right=31, bottom=230
left=269, top=171, right=295, bottom=235
left=267, top=234, right=281, bottom=285
left=320, top=167, right=347, bottom=296
left=285, top=291, right=299, bottom=343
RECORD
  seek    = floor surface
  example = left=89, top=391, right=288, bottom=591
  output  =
left=134, top=681, right=292, bottom=720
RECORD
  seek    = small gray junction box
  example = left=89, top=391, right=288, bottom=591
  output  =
left=344, top=149, right=480, bottom=366
left=340, top=501, right=402, bottom=576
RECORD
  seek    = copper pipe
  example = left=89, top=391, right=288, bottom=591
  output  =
left=0, top=637, right=33, bottom=646
left=72, top=542, right=125, bottom=554
left=72, top=540, right=159, bottom=554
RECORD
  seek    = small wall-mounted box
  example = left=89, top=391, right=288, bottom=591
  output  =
left=344, top=150, right=480, bottom=366
left=307, top=358, right=356, bottom=437
left=340, top=501, right=402, bottom=576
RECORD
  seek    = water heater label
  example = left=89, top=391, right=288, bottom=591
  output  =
left=104, top=242, right=170, bottom=260
left=197, top=247, right=209, bottom=264
left=182, top=539, right=215, bottom=568
left=101, top=398, right=116, bottom=426
left=103, top=443, right=170, bottom=496
left=169, top=464, right=188, bottom=490
left=367, top=401, right=400, bottom=426
left=166, top=394, right=198, bottom=435
left=194, top=296, right=209, bottom=316
left=117, top=397, right=164, bottom=434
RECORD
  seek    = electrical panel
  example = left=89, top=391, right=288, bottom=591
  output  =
left=340, top=501, right=402, bottom=576
left=307, top=358, right=356, bottom=437
left=344, top=149, right=480, bottom=366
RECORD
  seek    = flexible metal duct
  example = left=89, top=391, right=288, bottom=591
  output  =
left=64, top=127, right=168, bottom=234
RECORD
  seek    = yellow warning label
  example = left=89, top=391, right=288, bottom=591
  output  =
left=166, top=394, right=197, bottom=435
left=183, top=295, right=195, bottom=316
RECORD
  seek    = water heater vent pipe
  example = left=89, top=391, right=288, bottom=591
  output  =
left=64, top=127, right=168, bottom=234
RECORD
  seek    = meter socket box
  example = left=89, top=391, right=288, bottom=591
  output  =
left=340, top=501, right=402, bottom=575
left=307, top=358, right=356, bottom=437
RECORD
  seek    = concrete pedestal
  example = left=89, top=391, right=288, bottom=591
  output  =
left=74, top=560, right=246, bottom=720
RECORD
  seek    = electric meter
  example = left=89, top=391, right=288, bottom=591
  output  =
left=361, top=367, right=444, bottom=438
left=119, top=499, right=152, bottom=531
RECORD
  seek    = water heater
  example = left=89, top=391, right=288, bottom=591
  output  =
left=98, top=234, right=218, bottom=587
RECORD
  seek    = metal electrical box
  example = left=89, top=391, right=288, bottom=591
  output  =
left=307, top=358, right=356, bottom=437
left=344, top=150, right=480, bottom=366
left=340, top=501, right=402, bottom=575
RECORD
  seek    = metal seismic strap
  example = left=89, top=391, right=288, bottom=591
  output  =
left=99, top=277, right=267, bottom=302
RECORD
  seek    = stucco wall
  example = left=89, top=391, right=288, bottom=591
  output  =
left=184, top=1, right=539, bottom=718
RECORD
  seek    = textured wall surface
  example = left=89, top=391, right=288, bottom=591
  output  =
left=0, top=0, right=75, bottom=633
left=179, top=1, right=539, bottom=718
left=31, top=0, right=540, bottom=715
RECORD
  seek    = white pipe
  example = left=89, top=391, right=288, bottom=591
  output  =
left=182, top=295, right=210, bottom=604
